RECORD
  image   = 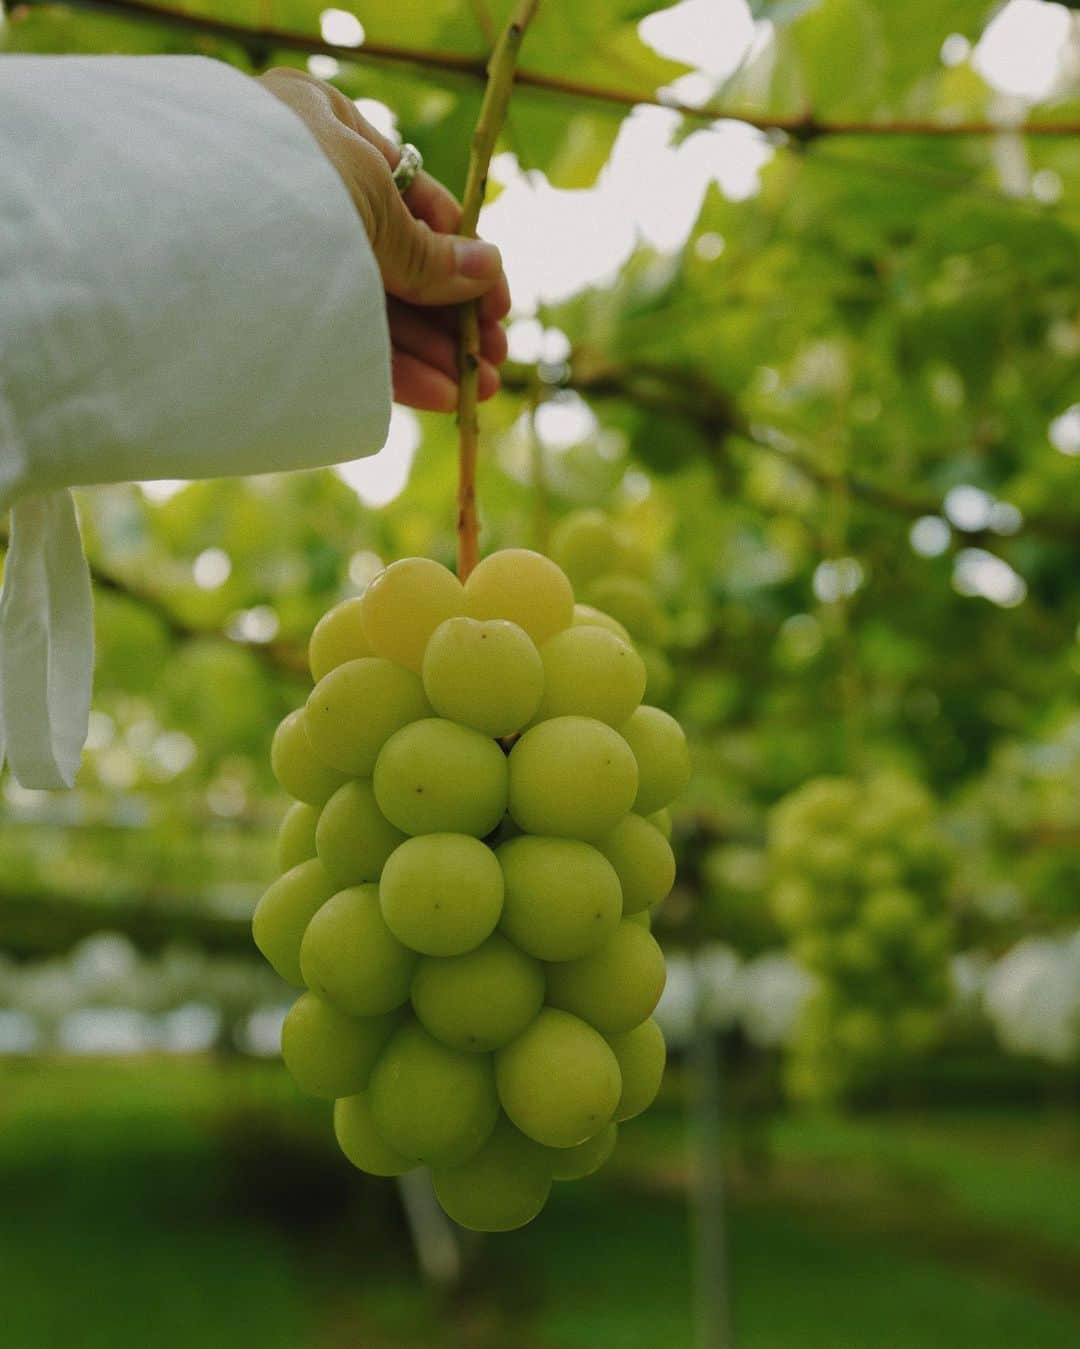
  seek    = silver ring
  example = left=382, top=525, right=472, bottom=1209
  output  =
left=392, top=143, right=423, bottom=195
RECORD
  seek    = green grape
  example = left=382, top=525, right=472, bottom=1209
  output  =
left=835, top=1008, right=887, bottom=1058
left=614, top=533, right=652, bottom=578
left=379, top=834, right=504, bottom=956
left=422, top=616, right=543, bottom=738
left=308, top=596, right=372, bottom=683
left=271, top=709, right=348, bottom=806
left=625, top=909, right=651, bottom=929
left=464, top=548, right=574, bottom=646
left=305, top=658, right=430, bottom=776
left=548, top=1122, right=617, bottom=1181
left=599, top=814, right=675, bottom=915
left=411, top=934, right=544, bottom=1051
left=300, top=884, right=417, bottom=1016
left=619, top=705, right=691, bottom=815
left=495, top=1008, right=621, bottom=1148
left=277, top=801, right=318, bottom=872
left=572, top=603, right=632, bottom=644
left=545, top=921, right=666, bottom=1034
left=638, top=644, right=674, bottom=705
left=894, top=1006, right=940, bottom=1054
left=374, top=718, right=508, bottom=837
left=534, top=626, right=646, bottom=728
left=252, top=858, right=335, bottom=985
left=583, top=575, right=665, bottom=645
left=334, top=1093, right=415, bottom=1177
left=497, top=835, right=622, bottom=961
left=649, top=807, right=673, bottom=841
left=606, top=1019, right=666, bottom=1122
left=280, top=993, right=400, bottom=1099
left=315, top=779, right=407, bottom=888
left=861, top=888, right=920, bottom=940
left=508, top=716, right=638, bottom=841
left=359, top=557, right=466, bottom=673
left=368, top=1021, right=499, bottom=1166
left=433, top=1117, right=552, bottom=1232
left=549, top=509, right=620, bottom=588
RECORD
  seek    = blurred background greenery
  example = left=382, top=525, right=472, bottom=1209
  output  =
left=1, top=0, right=1078, bottom=1345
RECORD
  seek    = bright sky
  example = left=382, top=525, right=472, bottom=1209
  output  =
left=136, top=0, right=1076, bottom=543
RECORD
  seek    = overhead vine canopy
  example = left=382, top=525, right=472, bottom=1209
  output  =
left=0, top=0, right=1078, bottom=956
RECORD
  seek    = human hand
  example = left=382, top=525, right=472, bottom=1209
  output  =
left=259, top=68, right=509, bottom=412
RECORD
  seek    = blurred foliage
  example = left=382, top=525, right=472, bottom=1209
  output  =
left=1, top=2, right=1079, bottom=1098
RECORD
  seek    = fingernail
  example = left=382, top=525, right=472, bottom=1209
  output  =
left=454, top=239, right=502, bottom=279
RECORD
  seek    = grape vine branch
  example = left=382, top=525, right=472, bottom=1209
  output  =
left=455, top=0, right=540, bottom=581
left=11, top=0, right=1080, bottom=140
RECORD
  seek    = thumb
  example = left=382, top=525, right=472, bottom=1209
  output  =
left=373, top=182, right=504, bottom=307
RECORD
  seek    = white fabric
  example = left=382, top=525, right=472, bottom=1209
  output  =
left=0, top=55, right=393, bottom=789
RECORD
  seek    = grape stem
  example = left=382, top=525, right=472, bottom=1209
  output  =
left=456, top=0, right=541, bottom=581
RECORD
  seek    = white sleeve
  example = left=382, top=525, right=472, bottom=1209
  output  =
left=0, top=55, right=392, bottom=790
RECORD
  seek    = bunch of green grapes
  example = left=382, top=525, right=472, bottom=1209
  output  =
left=549, top=509, right=673, bottom=705
left=767, top=773, right=953, bottom=1104
left=253, top=548, right=690, bottom=1231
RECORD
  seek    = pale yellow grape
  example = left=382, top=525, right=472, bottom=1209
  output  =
left=606, top=1019, right=666, bottom=1121
left=280, top=993, right=400, bottom=1099
left=422, top=617, right=543, bottom=738
left=271, top=709, right=348, bottom=806
left=379, top=834, right=503, bottom=956
left=599, top=813, right=676, bottom=915
left=374, top=718, right=508, bottom=837
left=410, top=934, right=544, bottom=1052
left=464, top=549, right=574, bottom=646
left=495, top=1008, right=621, bottom=1148
left=549, top=509, right=620, bottom=588
left=308, top=596, right=372, bottom=683
left=276, top=801, right=318, bottom=872
left=305, top=658, right=429, bottom=776
left=508, top=716, right=638, bottom=841
left=300, top=884, right=416, bottom=1016
left=334, top=1094, right=415, bottom=1177
left=359, top=557, right=466, bottom=672
left=546, top=921, right=666, bottom=1034
left=252, top=858, right=335, bottom=985
left=497, top=836, right=622, bottom=961
left=615, top=534, right=652, bottom=578
left=625, top=909, right=652, bottom=929
left=620, top=705, right=691, bottom=815
left=433, top=1117, right=552, bottom=1232
left=535, top=626, right=646, bottom=728
left=315, top=779, right=406, bottom=888
left=649, top=807, right=673, bottom=841
left=639, top=644, right=674, bottom=705
left=548, top=1123, right=617, bottom=1181
left=584, top=574, right=665, bottom=645
left=368, top=1021, right=499, bottom=1166
left=572, top=603, right=631, bottom=644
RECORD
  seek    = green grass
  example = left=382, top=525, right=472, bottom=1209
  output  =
left=1, top=1057, right=1078, bottom=1349
left=767, top=1106, right=1080, bottom=1255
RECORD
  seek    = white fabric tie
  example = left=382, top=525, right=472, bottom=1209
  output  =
left=0, top=490, right=94, bottom=789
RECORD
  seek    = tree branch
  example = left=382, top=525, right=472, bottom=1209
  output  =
left=12, top=0, right=1080, bottom=139
left=500, top=361, right=1080, bottom=544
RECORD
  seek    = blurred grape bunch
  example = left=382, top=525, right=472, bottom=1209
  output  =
left=549, top=509, right=674, bottom=706
left=700, top=841, right=778, bottom=952
left=768, top=773, right=955, bottom=1104
left=952, top=715, right=1080, bottom=928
